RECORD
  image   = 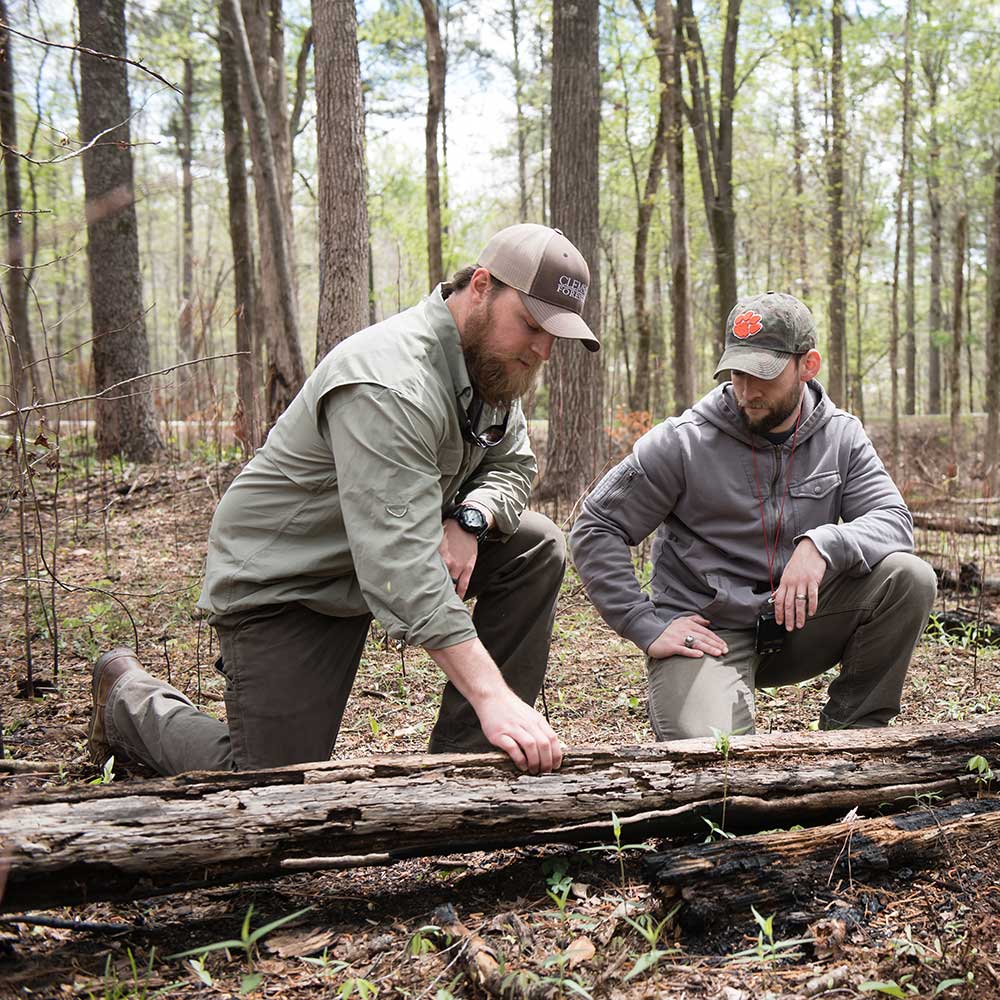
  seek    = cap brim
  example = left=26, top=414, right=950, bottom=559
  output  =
left=520, top=292, right=600, bottom=352
left=713, top=347, right=791, bottom=380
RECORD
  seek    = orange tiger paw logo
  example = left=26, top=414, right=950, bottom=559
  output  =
left=732, top=311, right=763, bottom=339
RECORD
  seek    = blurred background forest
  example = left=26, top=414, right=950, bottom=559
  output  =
left=1, top=0, right=999, bottom=502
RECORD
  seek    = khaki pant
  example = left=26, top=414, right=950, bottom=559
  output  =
left=105, top=511, right=566, bottom=774
left=647, top=552, right=937, bottom=740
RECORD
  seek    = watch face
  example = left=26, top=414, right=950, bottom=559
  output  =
left=457, top=507, right=488, bottom=534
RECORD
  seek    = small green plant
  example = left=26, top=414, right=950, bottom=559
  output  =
left=538, top=947, right=594, bottom=1000
left=622, top=907, right=681, bottom=981
left=300, top=948, right=350, bottom=976
left=860, top=973, right=973, bottom=996
left=168, top=904, right=312, bottom=994
left=966, top=754, right=994, bottom=795
left=89, top=755, right=116, bottom=786
left=701, top=816, right=736, bottom=843
left=729, top=906, right=811, bottom=964
left=407, top=926, right=438, bottom=956
left=368, top=716, right=381, bottom=738
left=335, top=976, right=379, bottom=1000
left=580, top=811, right=653, bottom=898
left=187, top=955, right=213, bottom=987
left=88, top=947, right=178, bottom=1000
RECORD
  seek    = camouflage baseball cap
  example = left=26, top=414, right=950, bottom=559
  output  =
left=713, top=291, right=816, bottom=379
left=478, top=223, right=599, bottom=351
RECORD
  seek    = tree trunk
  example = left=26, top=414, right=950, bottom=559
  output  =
left=630, top=3, right=671, bottom=415
left=419, top=0, right=445, bottom=289
left=0, top=4, right=37, bottom=410
left=826, top=0, right=847, bottom=407
left=923, top=44, right=944, bottom=414
left=510, top=0, right=528, bottom=223
left=787, top=1, right=809, bottom=299
left=240, top=0, right=305, bottom=423
left=313, top=0, right=370, bottom=359
left=677, top=0, right=740, bottom=351
left=177, top=55, right=196, bottom=408
left=541, top=0, right=602, bottom=504
left=664, top=0, right=693, bottom=414
left=888, top=0, right=913, bottom=468
left=230, top=0, right=304, bottom=425
left=949, top=212, right=966, bottom=463
left=219, top=0, right=261, bottom=455
left=905, top=156, right=916, bottom=415
left=986, top=153, right=1000, bottom=492
left=77, top=0, right=162, bottom=461
left=647, top=797, right=1000, bottom=931
left=2, top=716, right=997, bottom=911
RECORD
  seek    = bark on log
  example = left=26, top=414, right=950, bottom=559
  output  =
left=2, top=717, right=997, bottom=911
left=646, top=795, right=1000, bottom=931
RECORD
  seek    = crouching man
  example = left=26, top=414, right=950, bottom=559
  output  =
left=89, top=224, right=601, bottom=775
left=570, top=291, right=935, bottom=740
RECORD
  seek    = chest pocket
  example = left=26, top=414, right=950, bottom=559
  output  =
left=788, top=470, right=842, bottom=534
left=789, top=470, right=841, bottom=501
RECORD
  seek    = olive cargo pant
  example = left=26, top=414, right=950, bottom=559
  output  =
left=646, top=553, right=937, bottom=740
left=103, top=511, right=566, bottom=774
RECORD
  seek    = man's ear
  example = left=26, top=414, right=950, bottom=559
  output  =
left=800, top=349, right=822, bottom=382
left=469, top=266, right=493, bottom=303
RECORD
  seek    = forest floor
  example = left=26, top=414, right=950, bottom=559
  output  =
left=2, top=416, right=1000, bottom=1000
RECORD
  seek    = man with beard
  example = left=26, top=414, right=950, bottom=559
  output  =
left=570, top=291, right=935, bottom=740
left=89, top=224, right=598, bottom=776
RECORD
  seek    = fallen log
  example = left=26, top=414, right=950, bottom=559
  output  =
left=646, top=795, right=1000, bottom=930
left=1, top=716, right=998, bottom=911
left=912, top=511, right=1000, bottom=534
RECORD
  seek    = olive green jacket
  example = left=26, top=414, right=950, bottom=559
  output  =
left=198, top=286, right=536, bottom=649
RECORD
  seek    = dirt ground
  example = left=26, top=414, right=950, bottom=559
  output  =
left=2, top=417, right=1000, bottom=1000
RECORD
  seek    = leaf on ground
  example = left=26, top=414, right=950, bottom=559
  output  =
left=564, top=935, right=595, bottom=969
left=265, top=927, right=340, bottom=958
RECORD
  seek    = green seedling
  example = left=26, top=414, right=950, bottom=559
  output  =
left=168, top=904, right=312, bottom=994
left=966, top=755, right=994, bottom=795
left=407, top=926, right=438, bottom=956
left=580, top=811, right=653, bottom=898
left=860, top=974, right=971, bottom=997
left=622, top=907, right=681, bottom=981
left=730, top=906, right=811, bottom=963
left=89, top=755, right=115, bottom=786
left=300, top=948, right=350, bottom=976
left=88, top=947, right=178, bottom=1000
left=702, top=817, right=736, bottom=843
left=335, top=976, right=379, bottom=1000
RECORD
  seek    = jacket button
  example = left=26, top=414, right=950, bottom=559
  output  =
left=814, top=486, right=821, bottom=494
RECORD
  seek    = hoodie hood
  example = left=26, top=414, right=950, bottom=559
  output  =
left=692, top=379, right=833, bottom=448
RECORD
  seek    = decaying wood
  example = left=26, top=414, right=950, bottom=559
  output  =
left=647, top=796, right=1000, bottom=930
left=913, top=511, right=1000, bottom=534
left=2, top=717, right=998, bottom=911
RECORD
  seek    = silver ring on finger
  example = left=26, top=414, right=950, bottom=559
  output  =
left=795, top=594, right=807, bottom=601
left=683, top=634, right=696, bottom=649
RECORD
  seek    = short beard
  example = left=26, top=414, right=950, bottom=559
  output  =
left=462, top=297, right=541, bottom=407
left=737, top=383, right=803, bottom=435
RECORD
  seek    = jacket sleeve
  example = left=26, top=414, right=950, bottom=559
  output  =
left=323, top=384, right=477, bottom=650
left=454, top=403, right=536, bottom=537
left=798, top=422, right=914, bottom=576
left=569, top=423, right=685, bottom=652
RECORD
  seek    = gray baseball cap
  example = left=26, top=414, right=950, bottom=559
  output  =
left=713, top=291, right=816, bottom=379
left=478, top=223, right=599, bottom=351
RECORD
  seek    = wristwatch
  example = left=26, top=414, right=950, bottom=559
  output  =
left=444, top=505, right=490, bottom=542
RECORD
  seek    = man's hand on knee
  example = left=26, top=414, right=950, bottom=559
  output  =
left=775, top=538, right=827, bottom=630
left=647, top=614, right=728, bottom=659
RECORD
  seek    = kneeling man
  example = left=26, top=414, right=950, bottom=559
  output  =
left=570, top=291, right=935, bottom=740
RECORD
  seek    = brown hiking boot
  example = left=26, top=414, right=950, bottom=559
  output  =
left=88, top=648, right=141, bottom=765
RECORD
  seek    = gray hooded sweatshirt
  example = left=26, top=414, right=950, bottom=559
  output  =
left=569, top=380, right=913, bottom=652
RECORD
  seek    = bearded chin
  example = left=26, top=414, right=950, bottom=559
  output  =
left=465, top=348, right=539, bottom=407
